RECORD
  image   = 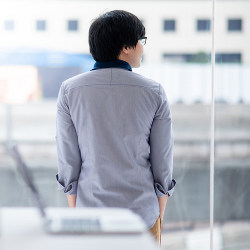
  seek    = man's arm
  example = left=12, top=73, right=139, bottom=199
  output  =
left=158, top=195, right=168, bottom=220
left=55, top=81, right=82, bottom=197
left=67, top=195, right=77, bottom=208
left=149, top=84, right=176, bottom=216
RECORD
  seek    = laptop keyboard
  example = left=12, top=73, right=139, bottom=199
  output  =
left=60, top=218, right=101, bottom=232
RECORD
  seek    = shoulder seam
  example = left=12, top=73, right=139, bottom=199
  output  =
left=65, top=83, right=160, bottom=95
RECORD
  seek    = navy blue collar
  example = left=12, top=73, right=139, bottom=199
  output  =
left=90, top=59, right=132, bottom=72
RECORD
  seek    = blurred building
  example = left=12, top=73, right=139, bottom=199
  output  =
left=0, top=0, right=249, bottom=64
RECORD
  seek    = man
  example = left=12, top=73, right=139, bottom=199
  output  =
left=55, top=10, right=176, bottom=246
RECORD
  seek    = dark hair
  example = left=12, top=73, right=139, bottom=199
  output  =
left=88, top=10, right=145, bottom=61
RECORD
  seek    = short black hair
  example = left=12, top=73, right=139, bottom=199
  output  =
left=89, top=10, right=145, bottom=61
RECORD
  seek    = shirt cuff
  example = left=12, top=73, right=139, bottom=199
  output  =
left=154, top=179, right=176, bottom=197
left=56, top=174, right=78, bottom=195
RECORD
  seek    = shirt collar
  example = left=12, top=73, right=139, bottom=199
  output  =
left=90, top=59, right=132, bottom=72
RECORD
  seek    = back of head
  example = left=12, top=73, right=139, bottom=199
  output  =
left=88, top=10, right=145, bottom=61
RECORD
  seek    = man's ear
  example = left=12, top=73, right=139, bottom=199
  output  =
left=122, top=45, right=129, bottom=54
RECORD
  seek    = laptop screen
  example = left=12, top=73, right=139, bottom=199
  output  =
left=10, top=144, right=47, bottom=219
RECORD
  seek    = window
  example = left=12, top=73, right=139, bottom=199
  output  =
left=4, top=20, right=14, bottom=31
left=163, top=53, right=210, bottom=63
left=228, top=19, right=242, bottom=31
left=215, top=53, right=241, bottom=63
left=163, top=53, right=241, bottom=63
left=163, top=19, right=175, bottom=31
left=68, top=20, right=78, bottom=31
left=197, top=19, right=211, bottom=31
left=36, top=20, right=46, bottom=31
left=163, top=53, right=188, bottom=63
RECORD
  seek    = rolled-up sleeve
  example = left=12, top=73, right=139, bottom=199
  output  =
left=149, top=84, right=176, bottom=197
left=55, top=81, right=82, bottom=195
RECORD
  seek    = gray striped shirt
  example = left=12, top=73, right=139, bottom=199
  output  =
left=55, top=66, right=176, bottom=229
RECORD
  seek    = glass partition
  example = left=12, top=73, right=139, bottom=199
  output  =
left=135, top=1, right=213, bottom=248
left=0, top=0, right=212, bottom=248
left=3, top=1, right=248, bottom=249
left=214, top=0, right=250, bottom=249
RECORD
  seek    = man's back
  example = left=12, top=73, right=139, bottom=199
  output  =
left=56, top=67, right=175, bottom=230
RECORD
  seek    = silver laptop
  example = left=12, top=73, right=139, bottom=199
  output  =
left=10, top=143, right=147, bottom=234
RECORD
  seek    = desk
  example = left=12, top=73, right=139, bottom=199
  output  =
left=0, top=208, right=158, bottom=250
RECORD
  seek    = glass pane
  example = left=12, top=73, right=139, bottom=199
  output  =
left=197, top=19, right=211, bottom=31
left=36, top=20, right=46, bottom=31
left=135, top=1, right=212, bottom=248
left=0, top=1, right=212, bottom=249
left=228, top=19, right=242, bottom=31
left=68, top=20, right=78, bottom=31
left=163, top=20, right=176, bottom=31
left=214, top=0, right=250, bottom=249
left=4, top=20, right=14, bottom=31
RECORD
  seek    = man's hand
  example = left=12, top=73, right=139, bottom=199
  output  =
left=158, top=194, right=168, bottom=220
left=67, top=195, right=77, bottom=208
